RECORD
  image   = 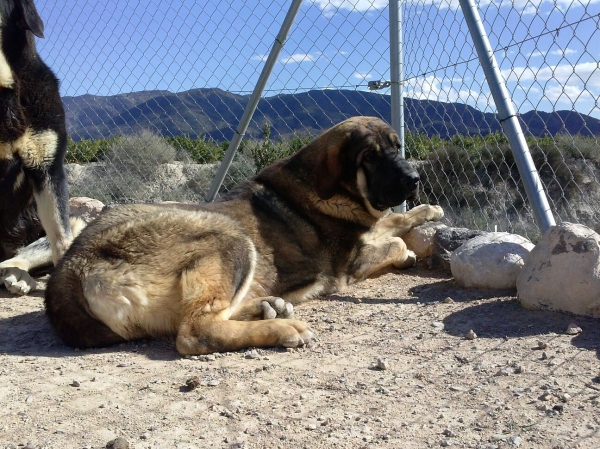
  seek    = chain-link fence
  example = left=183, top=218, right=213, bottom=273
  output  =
left=36, top=0, right=600, bottom=239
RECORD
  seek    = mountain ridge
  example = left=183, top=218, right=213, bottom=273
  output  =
left=62, top=88, right=600, bottom=141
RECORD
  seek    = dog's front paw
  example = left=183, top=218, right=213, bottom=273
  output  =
left=260, top=296, right=295, bottom=320
left=425, top=205, right=444, bottom=222
left=0, top=267, right=37, bottom=295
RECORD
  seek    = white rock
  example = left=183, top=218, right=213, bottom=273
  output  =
left=517, top=223, right=600, bottom=318
left=451, top=232, right=534, bottom=289
left=69, top=197, right=105, bottom=223
left=403, top=221, right=447, bottom=259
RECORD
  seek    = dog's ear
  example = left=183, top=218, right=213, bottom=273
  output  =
left=16, top=0, right=45, bottom=38
left=314, top=144, right=342, bottom=200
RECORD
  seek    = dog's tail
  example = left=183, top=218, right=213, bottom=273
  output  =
left=45, top=264, right=126, bottom=349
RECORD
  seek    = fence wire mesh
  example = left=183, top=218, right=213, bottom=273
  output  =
left=35, top=0, right=600, bottom=239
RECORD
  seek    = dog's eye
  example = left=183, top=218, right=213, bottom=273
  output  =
left=363, top=149, right=375, bottom=163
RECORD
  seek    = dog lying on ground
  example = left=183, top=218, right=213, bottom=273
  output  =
left=0, top=0, right=73, bottom=295
left=45, top=116, right=444, bottom=355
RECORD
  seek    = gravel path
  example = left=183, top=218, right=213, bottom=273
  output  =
left=1, top=266, right=599, bottom=449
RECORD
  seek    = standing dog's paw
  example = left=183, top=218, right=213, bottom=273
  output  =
left=260, top=296, right=295, bottom=320
left=0, top=267, right=37, bottom=295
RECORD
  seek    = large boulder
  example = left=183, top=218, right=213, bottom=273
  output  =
left=517, top=223, right=600, bottom=318
left=429, top=227, right=487, bottom=272
left=403, top=222, right=447, bottom=259
left=451, top=232, right=534, bottom=290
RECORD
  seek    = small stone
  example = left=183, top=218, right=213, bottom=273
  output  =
left=376, top=357, right=389, bottom=370
left=495, top=367, right=511, bottom=376
left=116, top=362, right=132, bottom=367
left=565, top=323, right=582, bottom=335
left=205, top=354, right=216, bottom=361
left=443, top=429, right=456, bottom=437
left=536, top=341, right=548, bottom=350
left=207, top=379, right=221, bottom=387
left=559, top=392, right=571, bottom=402
left=71, top=380, right=81, bottom=387
left=306, top=423, right=317, bottom=430
left=245, top=350, right=260, bottom=359
left=466, top=329, right=477, bottom=340
left=186, top=376, right=200, bottom=391
left=514, top=364, right=525, bottom=374
left=541, top=352, right=548, bottom=360
left=106, top=436, right=129, bottom=449
left=139, top=433, right=149, bottom=440
left=552, top=404, right=564, bottom=413
left=443, top=297, right=455, bottom=304
left=23, top=443, right=36, bottom=449
left=432, top=321, right=445, bottom=331
left=539, top=393, right=553, bottom=401
left=440, top=439, right=452, bottom=447
left=25, top=395, right=34, bottom=403
left=508, top=435, right=523, bottom=447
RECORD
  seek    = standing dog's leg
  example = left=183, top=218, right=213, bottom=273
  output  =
left=0, top=217, right=85, bottom=295
left=32, top=172, right=72, bottom=264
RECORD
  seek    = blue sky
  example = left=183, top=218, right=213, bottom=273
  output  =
left=35, top=0, right=600, bottom=119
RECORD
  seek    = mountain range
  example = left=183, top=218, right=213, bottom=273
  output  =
left=62, top=88, right=600, bottom=142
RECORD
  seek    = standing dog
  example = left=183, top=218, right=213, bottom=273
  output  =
left=0, top=0, right=72, bottom=294
left=45, top=117, right=444, bottom=355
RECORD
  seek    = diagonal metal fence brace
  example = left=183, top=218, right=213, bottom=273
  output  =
left=205, top=0, right=303, bottom=202
left=459, top=0, right=556, bottom=233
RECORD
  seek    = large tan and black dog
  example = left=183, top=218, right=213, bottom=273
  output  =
left=45, top=117, right=444, bottom=355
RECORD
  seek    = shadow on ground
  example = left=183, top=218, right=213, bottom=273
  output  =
left=328, top=275, right=600, bottom=359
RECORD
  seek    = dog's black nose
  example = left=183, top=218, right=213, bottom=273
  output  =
left=403, top=171, right=420, bottom=188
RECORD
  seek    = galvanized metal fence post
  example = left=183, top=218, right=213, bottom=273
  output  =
left=389, top=0, right=406, bottom=212
left=458, top=0, right=555, bottom=232
left=204, top=0, right=303, bottom=202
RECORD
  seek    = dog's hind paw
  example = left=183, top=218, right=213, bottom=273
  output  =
left=0, top=267, right=37, bottom=295
left=279, top=322, right=317, bottom=348
left=261, top=296, right=295, bottom=320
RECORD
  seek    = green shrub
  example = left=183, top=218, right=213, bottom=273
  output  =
left=66, top=136, right=118, bottom=163
left=248, top=123, right=313, bottom=173
left=165, top=135, right=226, bottom=163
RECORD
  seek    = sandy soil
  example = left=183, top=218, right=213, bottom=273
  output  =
left=1, top=265, right=599, bottom=449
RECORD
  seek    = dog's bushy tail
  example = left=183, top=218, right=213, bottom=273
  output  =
left=45, top=265, right=126, bottom=349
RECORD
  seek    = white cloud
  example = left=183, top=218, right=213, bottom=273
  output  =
left=544, top=84, right=593, bottom=104
left=424, top=0, right=600, bottom=12
left=527, top=48, right=577, bottom=58
left=310, top=0, right=388, bottom=14
left=549, top=48, right=577, bottom=57
left=404, top=75, right=486, bottom=107
left=354, top=72, right=373, bottom=80
left=279, top=53, right=316, bottom=64
left=502, top=62, right=600, bottom=88
left=251, top=54, right=268, bottom=62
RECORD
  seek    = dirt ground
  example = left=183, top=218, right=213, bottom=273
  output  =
left=1, top=265, right=599, bottom=449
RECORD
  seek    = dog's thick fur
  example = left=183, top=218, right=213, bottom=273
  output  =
left=45, top=117, right=444, bottom=355
left=0, top=0, right=72, bottom=294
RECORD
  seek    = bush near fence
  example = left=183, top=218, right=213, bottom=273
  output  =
left=65, top=130, right=600, bottom=240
